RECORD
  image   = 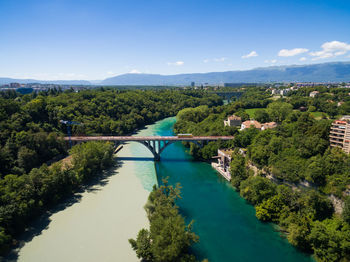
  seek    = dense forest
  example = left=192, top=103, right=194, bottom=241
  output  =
left=0, top=88, right=221, bottom=177
left=174, top=86, right=350, bottom=262
left=0, top=88, right=222, bottom=255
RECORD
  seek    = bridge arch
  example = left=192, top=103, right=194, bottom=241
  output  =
left=132, top=140, right=203, bottom=161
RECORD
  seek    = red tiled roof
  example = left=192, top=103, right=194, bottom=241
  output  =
left=262, top=122, right=277, bottom=129
left=242, top=120, right=261, bottom=129
left=228, top=115, right=241, bottom=120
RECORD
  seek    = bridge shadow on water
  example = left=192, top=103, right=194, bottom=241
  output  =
left=117, top=156, right=197, bottom=163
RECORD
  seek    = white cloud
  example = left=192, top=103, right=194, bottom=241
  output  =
left=278, top=48, right=308, bottom=57
left=242, top=51, right=258, bottom=59
left=167, top=61, right=184, bottom=66
left=264, top=59, right=277, bottom=64
left=309, top=41, right=350, bottom=60
left=299, top=57, right=307, bottom=61
left=107, top=71, right=115, bottom=75
left=214, top=57, right=227, bottom=62
left=203, top=59, right=209, bottom=63
left=129, top=69, right=141, bottom=74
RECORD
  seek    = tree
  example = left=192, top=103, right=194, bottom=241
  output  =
left=309, top=218, right=350, bottom=262
left=239, top=176, right=276, bottom=205
left=254, top=109, right=270, bottom=123
left=230, top=150, right=248, bottom=188
left=129, top=229, right=153, bottom=261
left=256, top=195, right=284, bottom=222
left=0, top=227, right=11, bottom=254
left=129, top=181, right=200, bottom=262
left=343, top=197, right=350, bottom=224
left=267, top=102, right=293, bottom=122
left=234, top=128, right=259, bottom=148
left=17, top=146, right=38, bottom=173
left=286, top=214, right=312, bottom=252
left=298, top=190, right=333, bottom=221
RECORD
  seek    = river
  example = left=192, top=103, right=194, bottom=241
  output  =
left=14, top=117, right=313, bottom=262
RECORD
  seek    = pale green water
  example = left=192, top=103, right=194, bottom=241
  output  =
left=14, top=117, right=313, bottom=262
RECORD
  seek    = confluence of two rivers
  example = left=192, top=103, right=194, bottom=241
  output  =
left=15, top=117, right=313, bottom=262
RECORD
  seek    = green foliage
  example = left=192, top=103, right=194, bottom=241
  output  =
left=256, top=195, right=284, bottom=222
left=70, top=141, right=114, bottom=183
left=172, top=86, right=350, bottom=261
left=129, top=229, right=153, bottom=261
left=0, top=141, right=114, bottom=255
left=239, top=176, right=276, bottom=205
left=297, top=190, right=333, bottom=221
left=254, top=109, right=270, bottom=123
left=0, top=89, right=221, bottom=177
left=267, top=102, right=293, bottom=122
left=309, top=218, right=350, bottom=262
left=229, top=150, right=248, bottom=188
left=343, top=197, right=350, bottom=224
left=286, top=214, right=313, bottom=252
left=129, top=180, right=200, bottom=262
left=234, top=128, right=259, bottom=148
left=177, top=105, right=210, bottom=123
left=0, top=88, right=221, bottom=255
left=0, top=227, right=11, bottom=254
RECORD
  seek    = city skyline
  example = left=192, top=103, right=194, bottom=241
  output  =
left=0, top=0, right=350, bottom=80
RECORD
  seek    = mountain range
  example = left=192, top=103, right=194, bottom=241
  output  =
left=1, top=62, right=350, bottom=86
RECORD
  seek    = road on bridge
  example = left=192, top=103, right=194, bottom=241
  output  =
left=64, top=136, right=235, bottom=142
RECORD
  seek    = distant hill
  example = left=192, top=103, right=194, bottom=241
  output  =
left=0, top=78, right=91, bottom=85
left=101, top=62, right=350, bottom=85
left=1, top=62, right=350, bottom=86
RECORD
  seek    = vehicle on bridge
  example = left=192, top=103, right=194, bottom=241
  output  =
left=177, top=133, right=193, bottom=138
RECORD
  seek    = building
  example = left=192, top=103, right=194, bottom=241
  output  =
left=191, top=82, right=195, bottom=87
left=279, top=88, right=291, bottom=96
left=211, top=149, right=234, bottom=181
left=271, top=89, right=278, bottom=95
left=261, top=122, right=278, bottom=130
left=240, top=120, right=277, bottom=131
left=310, top=91, right=319, bottom=98
left=338, top=101, right=344, bottom=107
left=329, top=116, right=350, bottom=154
left=240, top=120, right=262, bottom=130
left=224, top=115, right=242, bottom=127
left=10, top=82, right=20, bottom=88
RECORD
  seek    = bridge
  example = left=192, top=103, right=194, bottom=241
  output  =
left=212, top=91, right=243, bottom=102
left=64, top=136, right=234, bottom=161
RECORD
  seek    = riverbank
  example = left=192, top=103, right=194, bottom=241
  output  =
left=11, top=117, right=314, bottom=262
left=10, top=119, right=168, bottom=262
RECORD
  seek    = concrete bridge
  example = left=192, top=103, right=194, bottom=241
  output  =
left=212, top=91, right=243, bottom=102
left=64, top=136, right=234, bottom=161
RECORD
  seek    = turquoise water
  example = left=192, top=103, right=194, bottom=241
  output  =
left=15, top=116, right=314, bottom=262
left=150, top=117, right=313, bottom=262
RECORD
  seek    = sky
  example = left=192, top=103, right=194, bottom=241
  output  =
left=0, top=0, right=350, bottom=80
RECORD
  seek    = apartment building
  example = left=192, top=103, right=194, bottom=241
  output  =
left=224, top=115, right=242, bottom=127
left=329, top=116, right=350, bottom=154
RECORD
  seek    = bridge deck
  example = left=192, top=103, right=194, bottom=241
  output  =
left=64, top=136, right=234, bottom=141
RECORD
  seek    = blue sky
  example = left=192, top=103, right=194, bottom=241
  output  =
left=0, top=0, right=349, bottom=80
